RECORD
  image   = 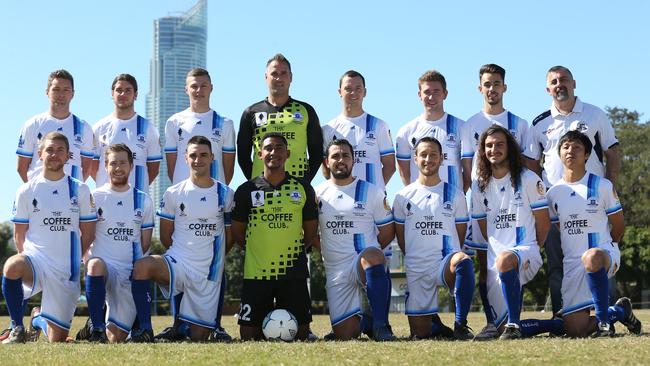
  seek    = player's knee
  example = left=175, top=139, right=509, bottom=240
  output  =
left=131, top=257, right=154, bottom=280
left=86, top=258, right=106, bottom=276
left=2, top=254, right=28, bottom=278
left=360, top=247, right=385, bottom=268
left=450, top=252, right=471, bottom=271
left=581, top=249, right=607, bottom=272
left=496, top=252, right=518, bottom=272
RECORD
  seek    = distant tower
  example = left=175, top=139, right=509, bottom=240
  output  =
left=146, top=0, right=207, bottom=237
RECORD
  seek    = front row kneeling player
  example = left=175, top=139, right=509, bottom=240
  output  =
left=471, top=125, right=563, bottom=340
left=129, top=135, right=234, bottom=342
left=315, top=139, right=396, bottom=341
left=547, top=130, right=641, bottom=338
left=3, top=132, right=97, bottom=343
left=393, top=137, right=475, bottom=340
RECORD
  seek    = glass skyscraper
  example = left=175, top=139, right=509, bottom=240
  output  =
left=146, top=0, right=207, bottom=236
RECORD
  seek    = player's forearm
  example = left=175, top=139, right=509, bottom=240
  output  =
left=534, top=215, right=551, bottom=248
left=377, top=223, right=395, bottom=249
left=223, top=153, right=235, bottom=185
left=232, top=221, right=248, bottom=248
left=381, top=155, right=396, bottom=185
left=456, top=223, right=467, bottom=248
left=141, top=229, right=153, bottom=254
left=395, top=225, right=406, bottom=253
left=147, top=162, right=160, bottom=184
left=165, top=153, right=177, bottom=182
left=397, top=161, right=410, bottom=186
left=609, top=211, right=625, bottom=243
left=82, top=157, right=93, bottom=182
left=13, top=225, right=26, bottom=253
left=461, top=159, right=472, bottom=194
left=80, top=222, right=96, bottom=256
left=89, top=159, right=99, bottom=181
left=604, top=146, right=621, bottom=186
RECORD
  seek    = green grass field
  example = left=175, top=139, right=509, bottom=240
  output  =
left=2, top=311, right=649, bottom=365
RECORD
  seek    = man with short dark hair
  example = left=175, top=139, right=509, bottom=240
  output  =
left=232, top=132, right=318, bottom=341
left=237, top=54, right=323, bottom=183
left=93, top=73, right=162, bottom=194
left=16, top=69, right=94, bottom=182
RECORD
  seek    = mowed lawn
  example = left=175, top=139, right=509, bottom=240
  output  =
left=1, top=310, right=650, bottom=365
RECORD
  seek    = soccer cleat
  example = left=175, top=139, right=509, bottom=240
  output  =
left=1, top=325, right=27, bottom=344
left=0, top=327, right=11, bottom=342
left=208, top=326, right=232, bottom=343
left=615, top=297, right=642, bottom=335
left=306, top=328, right=319, bottom=342
left=75, top=317, right=92, bottom=341
left=127, top=328, right=155, bottom=343
left=27, top=306, right=42, bottom=342
left=322, top=331, right=336, bottom=341
left=372, top=324, right=397, bottom=342
left=591, top=322, right=615, bottom=338
left=453, top=321, right=474, bottom=341
left=88, top=327, right=108, bottom=343
left=153, top=326, right=186, bottom=343
left=472, top=322, right=499, bottom=341
left=499, top=323, right=523, bottom=340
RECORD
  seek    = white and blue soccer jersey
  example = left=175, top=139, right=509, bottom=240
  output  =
left=322, top=113, right=395, bottom=191
left=471, top=169, right=548, bottom=268
left=524, top=98, right=618, bottom=187
left=546, top=173, right=622, bottom=265
left=157, top=179, right=234, bottom=279
left=16, top=112, right=94, bottom=181
left=164, top=109, right=236, bottom=185
left=89, top=185, right=154, bottom=270
left=93, top=114, right=162, bottom=193
left=395, top=113, right=465, bottom=189
left=11, top=175, right=97, bottom=280
left=462, top=110, right=529, bottom=180
left=393, top=181, right=469, bottom=273
left=315, top=178, right=393, bottom=271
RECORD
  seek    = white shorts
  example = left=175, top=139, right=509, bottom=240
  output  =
left=404, top=252, right=454, bottom=316
left=485, top=244, right=543, bottom=326
left=23, top=254, right=79, bottom=331
left=160, top=254, right=222, bottom=329
left=464, top=220, right=488, bottom=252
left=100, top=260, right=137, bottom=333
left=325, top=252, right=366, bottom=327
left=561, top=243, right=620, bottom=315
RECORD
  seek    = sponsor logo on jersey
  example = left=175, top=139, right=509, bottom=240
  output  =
left=493, top=208, right=516, bottom=229
left=251, top=190, right=265, bottom=207
left=254, top=112, right=268, bottom=126
left=416, top=216, right=443, bottom=235
left=108, top=222, right=134, bottom=241
left=189, top=220, right=217, bottom=236
left=563, top=213, right=589, bottom=235
left=405, top=202, right=413, bottom=216
left=134, top=208, right=143, bottom=218
left=178, top=202, right=187, bottom=216
left=97, top=207, right=105, bottom=221
left=177, top=128, right=184, bottom=141
left=325, top=214, right=355, bottom=234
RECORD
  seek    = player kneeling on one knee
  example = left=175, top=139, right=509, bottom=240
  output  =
left=394, top=137, right=475, bottom=340
left=547, top=131, right=639, bottom=338
left=315, top=138, right=396, bottom=341
left=129, top=136, right=234, bottom=342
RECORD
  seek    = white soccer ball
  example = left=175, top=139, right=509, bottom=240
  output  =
left=262, top=309, right=298, bottom=341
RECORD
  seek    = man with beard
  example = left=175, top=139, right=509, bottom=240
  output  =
left=393, top=137, right=475, bottom=340
left=92, top=74, right=162, bottom=193
left=524, top=66, right=621, bottom=316
left=3, top=132, right=96, bottom=343
left=16, top=69, right=94, bottom=182
left=84, top=144, right=154, bottom=343
left=314, top=139, right=396, bottom=341
left=461, top=64, right=530, bottom=340
left=128, top=136, right=234, bottom=342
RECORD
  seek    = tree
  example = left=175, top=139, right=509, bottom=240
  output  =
left=0, top=222, right=15, bottom=269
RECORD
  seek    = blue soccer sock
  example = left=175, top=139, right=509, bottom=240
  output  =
left=2, top=277, right=24, bottom=327
left=430, top=318, right=441, bottom=336
left=608, top=304, right=625, bottom=324
left=177, top=322, right=191, bottom=337
left=85, top=275, right=106, bottom=330
left=478, top=281, right=494, bottom=323
left=365, top=264, right=389, bottom=328
left=215, top=275, right=226, bottom=328
left=131, top=279, right=153, bottom=331
left=586, top=268, right=609, bottom=324
left=385, top=267, right=392, bottom=325
left=499, top=269, right=522, bottom=325
left=520, top=318, right=564, bottom=337
left=31, top=315, right=49, bottom=337
left=454, top=259, right=475, bottom=324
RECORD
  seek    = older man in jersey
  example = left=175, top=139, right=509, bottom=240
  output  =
left=128, top=136, right=234, bottom=342
left=3, top=132, right=96, bottom=343
left=315, top=138, right=395, bottom=341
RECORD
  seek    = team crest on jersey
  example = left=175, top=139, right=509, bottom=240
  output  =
left=445, top=133, right=458, bottom=148
left=137, top=134, right=146, bottom=148
left=178, top=202, right=187, bottom=216
left=289, top=190, right=302, bottom=204
left=573, top=121, right=588, bottom=133
left=251, top=190, right=265, bottom=207
left=254, top=112, right=268, bottom=126
left=586, top=196, right=599, bottom=213
left=353, top=201, right=367, bottom=216
left=212, top=128, right=222, bottom=138
left=365, top=131, right=377, bottom=146
left=134, top=208, right=143, bottom=218
left=70, top=196, right=80, bottom=213
left=74, top=134, right=83, bottom=144
left=293, top=112, right=304, bottom=123
left=537, top=181, right=546, bottom=195
left=442, top=201, right=454, bottom=217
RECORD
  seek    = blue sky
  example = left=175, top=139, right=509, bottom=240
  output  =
left=1, top=0, right=648, bottom=222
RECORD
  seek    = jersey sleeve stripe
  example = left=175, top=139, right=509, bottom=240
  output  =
left=396, top=153, right=411, bottom=160
left=455, top=217, right=470, bottom=223
left=606, top=205, right=623, bottom=215
left=16, top=149, right=33, bottom=157
left=11, top=217, right=29, bottom=224
left=147, top=155, right=163, bottom=162
left=164, top=147, right=178, bottom=153
left=379, top=148, right=396, bottom=156
left=375, top=216, right=394, bottom=226
left=141, top=222, right=155, bottom=229
left=80, top=150, right=95, bottom=158
left=156, top=211, right=175, bottom=220
left=223, top=146, right=236, bottom=153
left=471, top=213, right=487, bottom=220
left=550, top=216, right=559, bottom=223
left=80, top=215, right=98, bottom=222
left=461, top=152, right=474, bottom=158
left=394, top=217, right=405, bottom=224
left=530, top=201, right=549, bottom=209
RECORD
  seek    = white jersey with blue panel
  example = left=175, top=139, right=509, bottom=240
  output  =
left=157, top=179, right=234, bottom=279
left=16, top=112, right=94, bottom=181
left=396, top=113, right=465, bottom=190
left=93, top=114, right=162, bottom=193
left=164, top=109, right=236, bottom=185
left=470, top=169, right=547, bottom=268
left=11, top=175, right=97, bottom=280
left=462, top=110, right=529, bottom=180
left=546, top=173, right=622, bottom=265
left=315, top=178, right=393, bottom=272
left=393, top=181, right=469, bottom=273
left=89, top=185, right=154, bottom=271
left=322, top=113, right=395, bottom=192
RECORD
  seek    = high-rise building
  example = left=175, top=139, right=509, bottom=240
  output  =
left=146, top=0, right=207, bottom=237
